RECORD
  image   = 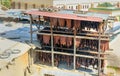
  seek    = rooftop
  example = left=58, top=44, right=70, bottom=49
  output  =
left=26, top=9, right=106, bottom=22
left=90, top=7, right=120, bottom=11
left=0, top=37, right=31, bottom=69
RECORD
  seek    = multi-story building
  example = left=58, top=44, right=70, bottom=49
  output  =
left=26, top=9, right=110, bottom=76
left=11, top=0, right=120, bottom=11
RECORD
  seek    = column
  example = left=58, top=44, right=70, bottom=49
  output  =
left=73, top=24, right=76, bottom=70
left=50, top=17, right=54, bottom=67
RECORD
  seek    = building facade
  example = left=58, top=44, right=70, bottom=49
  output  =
left=11, top=0, right=53, bottom=9
left=11, top=0, right=120, bottom=10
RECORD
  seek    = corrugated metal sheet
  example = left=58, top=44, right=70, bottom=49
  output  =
left=26, top=11, right=103, bottom=22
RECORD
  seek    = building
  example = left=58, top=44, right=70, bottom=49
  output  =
left=0, top=37, right=31, bottom=76
left=11, top=0, right=53, bottom=9
left=26, top=9, right=110, bottom=76
left=11, top=0, right=120, bottom=11
left=89, top=7, right=120, bottom=21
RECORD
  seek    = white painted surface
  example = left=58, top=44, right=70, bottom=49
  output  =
left=0, top=37, right=31, bottom=68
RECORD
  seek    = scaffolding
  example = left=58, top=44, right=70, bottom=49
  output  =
left=27, top=10, right=109, bottom=76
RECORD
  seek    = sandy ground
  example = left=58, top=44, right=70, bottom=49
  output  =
left=105, top=29, right=120, bottom=76
left=0, top=52, right=30, bottom=76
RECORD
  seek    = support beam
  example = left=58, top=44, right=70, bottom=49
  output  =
left=50, top=19, right=54, bottom=67
left=35, top=32, right=109, bottom=41
left=29, top=14, right=34, bottom=66
left=29, top=14, right=33, bottom=43
left=35, top=49, right=108, bottom=60
left=98, top=23, right=102, bottom=76
left=73, top=28, right=76, bottom=70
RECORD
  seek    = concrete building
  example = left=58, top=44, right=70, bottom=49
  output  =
left=0, top=37, right=32, bottom=76
left=11, top=0, right=53, bottom=9
left=89, top=7, right=120, bottom=21
left=11, top=0, right=120, bottom=11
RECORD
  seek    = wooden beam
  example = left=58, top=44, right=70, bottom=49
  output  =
left=35, top=32, right=109, bottom=40
left=76, top=36, right=109, bottom=41
left=54, top=51, right=73, bottom=56
left=29, top=14, right=33, bottom=43
left=35, top=49, right=52, bottom=53
left=50, top=18, right=54, bottom=67
left=73, top=28, right=76, bottom=70
left=77, top=50, right=108, bottom=55
left=34, top=49, right=108, bottom=60
left=35, top=45, right=108, bottom=55
left=75, top=54, right=105, bottom=60
left=37, top=27, right=109, bottom=37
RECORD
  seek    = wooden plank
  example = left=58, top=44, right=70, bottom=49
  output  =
left=77, top=50, right=108, bottom=55
left=75, top=54, right=105, bottom=60
left=35, top=49, right=107, bottom=60
left=35, top=32, right=109, bottom=40
left=36, top=27, right=109, bottom=37
left=35, top=49, right=52, bottom=53
left=53, top=46, right=73, bottom=50
left=54, top=51, right=74, bottom=56
left=76, top=36, right=109, bottom=40
left=35, top=45, right=108, bottom=55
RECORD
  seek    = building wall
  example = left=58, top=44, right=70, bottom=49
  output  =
left=11, top=0, right=53, bottom=9
left=53, top=0, right=120, bottom=11
left=0, top=52, right=29, bottom=76
left=112, top=10, right=120, bottom=16
left=11, top=0, right=120, bottom=11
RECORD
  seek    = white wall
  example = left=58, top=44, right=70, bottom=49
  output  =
left=53, top=0, right=120, bottom=11
left=112, top=10, right=120, bottom=16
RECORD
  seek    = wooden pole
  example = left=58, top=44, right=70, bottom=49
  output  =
left=29, top=14, right=34, bottom=66
left=29, top=14, right=33, bottom=43
left=50, top=17, right=54, bottom=67
left=98, top=23, right=102, bottom=76
left=73, top=26, right=76, bottom=70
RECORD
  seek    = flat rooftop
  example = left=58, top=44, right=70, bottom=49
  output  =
left=90, top=7, right=120, bottom=11
left=0, top=37, right=31, bottom=69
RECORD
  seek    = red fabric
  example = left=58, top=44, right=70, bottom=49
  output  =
left=76, top=38, right=81, bottom=48
left=50, top=18, right=54, bottom=26
left=43, top=35, right=50, bottom=44
left=53, top=18, right=58, bottom=26
left=74, top=20, right=80, bottom=29
left=60, top=36, right=66, bottom=45
left=54, top=36, right=60, bottom=45
left=66, top=19, right=71, bottom=29
left=100, top=40, right=109, bottom=52
left=66, top=37, right=73, bottom=47
left=58, top=18, right=65, bottom=27
left=27, top=11, right=102, bottom=22
left=50, top=18, right=58, bottom=26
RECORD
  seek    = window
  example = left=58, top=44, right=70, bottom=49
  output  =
left=76, top=6, right=78, bottom=9
left=18, top=2, right=21, bottom=9
left=69, top=6, right=70, bottom=9
left=87, top=5, right=89, bottom=8
left=41, top=4, right=45, bottom=8
left=82, top=5, right=84, bottom=9
left=25, top=3, right=28, bottom=9
left=44, top=74, right=55, bottom=76
left=33, top=4, right=36, bottom=8
left=11, top=2, right=15, bottom=9
left=71, top=6, right=73, bottom=10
